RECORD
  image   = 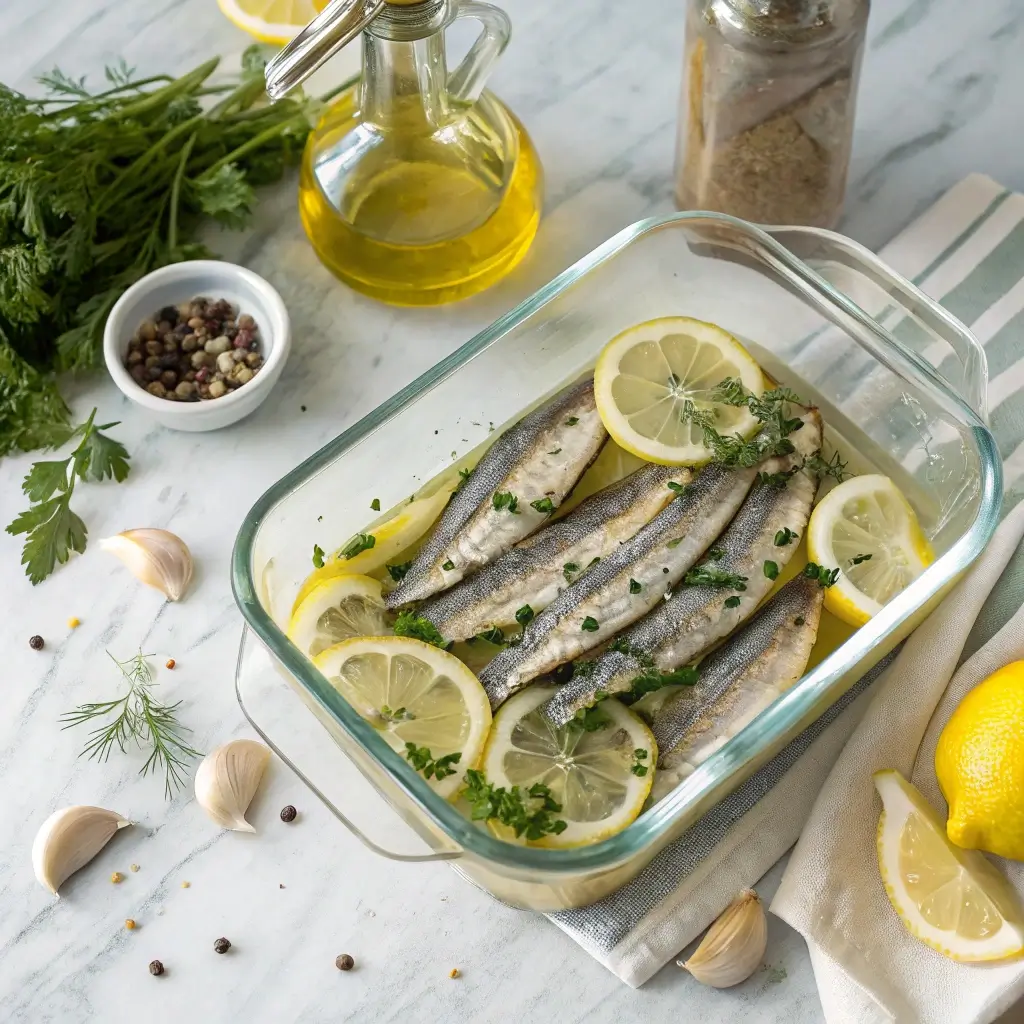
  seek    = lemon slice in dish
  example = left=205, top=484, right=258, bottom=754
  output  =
left=481, top=687, right=656, bottom=848
left=288, top=574, right=390, bottom=659
left=314, top=636, right=491, bottom=800
left=593, top=317, right=764, bottom=466
left=295, top=483, right=457, bottom=612
left=217, top=0, right=321, bottom=43
left=807, top=474, right=933, bottom=627
left=874, top=769, right=1024, bottom=962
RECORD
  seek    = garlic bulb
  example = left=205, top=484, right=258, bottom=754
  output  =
left=679, top=889, right=767, bottom=988
left=194, top=739, right=270, bottom=832
left=100, top=528, right=193, bottom=601
left=32, top=806, right=131, bottom=895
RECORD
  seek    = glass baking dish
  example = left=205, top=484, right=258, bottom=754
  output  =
left=231, top=212, right=1001, bottom=911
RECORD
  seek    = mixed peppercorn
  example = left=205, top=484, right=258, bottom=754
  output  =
left=123, top=297, right=264, bottom=402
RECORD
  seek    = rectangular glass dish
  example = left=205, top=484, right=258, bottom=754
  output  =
left=231, top=212, right=1001, bottom=911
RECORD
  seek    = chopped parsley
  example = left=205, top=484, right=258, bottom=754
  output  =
left=380, top=705, right=414, bottom=723
left=631, top=748, right=650, bottom=777
left=628, top=664, right=698, bottom=699
left=683, top=565, right=749, bottom=590
left=515, top=604, right=535, bottom=627
left=341, top=532, right=376, bottom=559
left=463, top=770, right=567, bottom=840
left=476, top=626, right=506, bottom=645
left=530, top=496, right=556, bottom=515
left=581, top=616, right=600, bottom=632
left=763, top=560, right=779, bottom=580
left=563, top=562, right=580, bottom=582
left=667, top=480, right=688, bottom=495
left=774, top=527, right=798, bottom=546
left=564, top=416, right=579, bottom=426
left=370, top=498, right=381, bottom=511
left=492, top=491, right=520, bottom=514
left=570, top=706, right=610, bottom=733
left=394, top=611, right=447, bottom=648
left=404, top=743, right=462, bottom=781
left=706, top=547, right=725, bottom=561
left=848, top=552, right=873, bottom=566
left=386, top=561, right=412, bottom=582
left=629, top=578, right=642, bottom=594
left=804, top=561, right=840, bottom=588
left=724, top=595, right=742, bottom=608
left=312, top=544, right=325, bottom=569
left=457, top=467, right=473, bottom=491
left=441, top=559, right=455, bottom=571
left=805, top=450, right=849, bottom=483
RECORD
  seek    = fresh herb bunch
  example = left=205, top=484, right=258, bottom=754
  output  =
left=403, top=743, right=462, bottom=781
left=394, top=610, right=448, bottom=648
left=0, top=48, right=324, bottom=456
left=463, top=769, right=568, bottom=840
left=6, top=409, right=129, bottom=583
left=60, top=650, right=200, bottom=799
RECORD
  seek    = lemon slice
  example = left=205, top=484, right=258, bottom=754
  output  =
left=481, top=687, right=656, bottom=848
left=807, top=474, right=934, bottom=626
left=294, top=483, right=457, bottom=612
left=593, top=317, right=764, bottom=466
left=217, top=0, right=321, bottom=43
left=314, top=636, right=491, bottom=800
left=874, top=770, right=1024, bottom=962
left=288, top=574, right=390, bottom=659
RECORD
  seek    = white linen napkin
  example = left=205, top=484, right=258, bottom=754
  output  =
left=548, top=173, right=1024, bottom=992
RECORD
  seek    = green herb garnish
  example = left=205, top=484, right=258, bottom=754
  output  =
left=492, top=491, right=520, bottom=514
left=463, top=770, right=567, bottom=840
left=312, top=544, right=325, bottom=569
left=386, top=561, right=412, bottom=582
left=724, top=595, right=742, bottom=608
left=5, top=409, right=130, bottom=583
left=774, top=528, right=798, bottom=546
left=848, top=553, right=873, bottom=566
left=457, top=467, right=473, bottom=491
left=683, top=565, right=749, bottom=590
left=565, top=416, right=579, bottom=426
left=757, top=467, right=799, bottom=488
left=628, top=664, right=698, bottom=699
left=563, top=562, right=580, bottom=582
left=441, top=559, right=455, bottom=571
left=341, top=533, right=375, bottom=559
left=60, top=650, right=200, bottom=799
left=805, top=451, right=849, bottom=483
left=581, top=616, right=600, bottom=632
left=706, top=547, right=725, bottom=560
left=547, top=448, right=562, bottom=455
left=381, top=705, right=414, bottom=723
left=804, top=562, right=840, bottom=588
left=794, top=615, right=805, bottom=626
left=477, top=626, right=506, bottom=646
left=370, top=499, right=381, bottom=512
left=394, top=611, right=446, bottom=648
left=515, top=604, right=535, bottom=627
left=530, top=497, right=556, bottom=515
left=629, top=578, right=642, bottom=594
left=403, top=743, right=461, bottom=780
left=570, top=706, right=610, bottom=733
left=667, top=480, right=688, bottom=496
left=764, top=560, right=779, bottom=580
left=630, top=748, right=650, bottom=777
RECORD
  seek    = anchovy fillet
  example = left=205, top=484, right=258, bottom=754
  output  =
left=478, top=458, right=765, bottom=710
left=542, top=410, right=823, bottom=725
left=416, top=463, right=689, bottom=643
left=648, top=573, right=824, bottom=804
left=385, top=377, right=608, bottom=607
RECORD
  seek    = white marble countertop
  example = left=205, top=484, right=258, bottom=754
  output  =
left=2, top=1, right=1023, bottom=1021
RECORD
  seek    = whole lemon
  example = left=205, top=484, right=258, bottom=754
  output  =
left=935, top=661, right=1024, bottom=861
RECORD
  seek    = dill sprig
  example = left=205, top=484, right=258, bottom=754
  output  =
left=59, top=650, right=200, bottom=799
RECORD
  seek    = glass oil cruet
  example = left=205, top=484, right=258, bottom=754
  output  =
left=265, top=0, right=544, bottom=306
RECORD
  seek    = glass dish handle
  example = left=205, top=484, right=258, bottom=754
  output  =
left=447, top=0, right=512, bottom=104
left=764, top=225, right=990, bottom=422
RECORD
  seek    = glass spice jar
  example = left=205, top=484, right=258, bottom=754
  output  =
left=675, top=0, right=869, bottom=227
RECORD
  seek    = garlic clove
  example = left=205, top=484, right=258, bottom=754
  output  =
left=32, top=806, right=131, bottom=896
left=194, top=739, right=271, bottom=832
left=100, top=528, right=193, bottom=601
left=678, top=888, right=767, bottom=988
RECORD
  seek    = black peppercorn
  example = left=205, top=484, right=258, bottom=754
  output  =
left=336, top=954, right=355, bottom=971
left=158, top=305, right=178, bottom=324
left=213, top=937, right=231, bottom=954
left=149, top=960, right=165, bottom=976
left=29, top=635, right=44, bottom=650
left=279, top=805, right=297, bottom=823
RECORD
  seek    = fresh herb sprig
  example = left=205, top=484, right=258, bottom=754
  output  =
left=683, top=564, right=749, bottom=590
left=403, top=743, right=461, bottom=780
left=59, top=650, right=200, bottom=799
left=804, top=562, right=841, bottom=588
left=463, top=769, right=568, bottom=840
left=805, top=451, right=849, bottom=483
left=394, top=611, right=447, bottom=648
left=5, top=409, right=129, bottom=583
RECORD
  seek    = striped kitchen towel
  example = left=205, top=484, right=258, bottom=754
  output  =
left=547, top=173, right=1024, bottom=989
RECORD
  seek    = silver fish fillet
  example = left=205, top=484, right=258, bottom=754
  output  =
left=542, top=410, right=823, bottom=725
left=385, top=377, right=608, bottom=607
left=648, top=573, right=824, bottom=804
left=478, top=457, right=765, bottom=710
left=416, top=462, right=690, bottom=643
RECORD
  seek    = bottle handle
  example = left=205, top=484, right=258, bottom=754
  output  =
left=447, top=0, right=512, bottom=104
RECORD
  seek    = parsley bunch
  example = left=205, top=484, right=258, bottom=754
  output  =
left=0, top=48, right=327, bottom=456
left=463, top=769, right=568, bottom=840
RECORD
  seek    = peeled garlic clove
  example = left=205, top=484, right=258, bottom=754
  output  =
left=100, top=528, right=193, bottom=601
left=678, top=888, right=767, bottom=988
left=32, top=806, right=131, bottom=896
left=194, top=739, right=270, bottom=832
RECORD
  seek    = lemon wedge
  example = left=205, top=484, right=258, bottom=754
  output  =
left=217, top=0, right=321, bottom=43
left=806, top=474, right=933, bottom=626
left=294, top=483, right=456, bottom=612
left=314, top=636, right=491, bottom=800
left=874, top=769, right=1024, bottom=962
left=481, top=688, right=655, bottom=848
left=288, top=573, right=390, bottom=659
left=593, top=317, right=764, bottom=465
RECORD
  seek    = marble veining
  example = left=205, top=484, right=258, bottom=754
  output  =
left=1, top=0, right=1022, bottom=1021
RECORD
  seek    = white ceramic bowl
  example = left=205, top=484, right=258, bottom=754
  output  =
left=104, top=261, right=291, bottom=432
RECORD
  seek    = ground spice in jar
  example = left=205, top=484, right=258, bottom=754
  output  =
left=123, top=297, right=265, bottom=402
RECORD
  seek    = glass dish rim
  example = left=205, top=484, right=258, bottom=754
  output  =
left=231, top=210, right=1003, bottom=873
